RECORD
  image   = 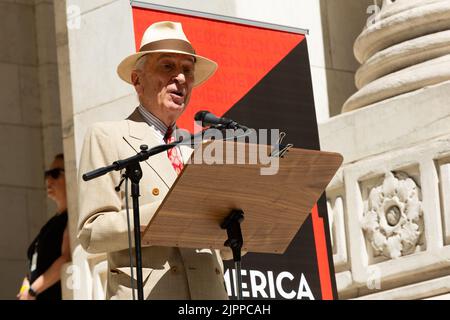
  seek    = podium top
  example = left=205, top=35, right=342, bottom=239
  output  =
left=142, top=140, right=342, bottom=254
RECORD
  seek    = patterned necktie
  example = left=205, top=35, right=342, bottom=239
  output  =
left=164, top=126, right=184, bottom=175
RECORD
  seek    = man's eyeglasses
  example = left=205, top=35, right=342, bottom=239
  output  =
left=44, top=168, right=65, bottom=179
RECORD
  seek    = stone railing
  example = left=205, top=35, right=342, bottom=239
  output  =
left=326, top=131, right=450, bottom=298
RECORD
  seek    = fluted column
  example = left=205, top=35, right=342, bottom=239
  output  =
left=342, top=0, right=450, bottom=112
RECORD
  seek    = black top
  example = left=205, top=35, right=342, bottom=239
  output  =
left=27, top=211, right=68, bottom=300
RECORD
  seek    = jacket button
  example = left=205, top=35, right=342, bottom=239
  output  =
left=170, top=266, right=177, bottom=273
left=215, top=268, right=221, bottom=275
left=152, top=188, right=159, bottom=196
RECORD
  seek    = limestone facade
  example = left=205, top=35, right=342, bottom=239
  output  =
left=322, top=0, right=450, bottom=299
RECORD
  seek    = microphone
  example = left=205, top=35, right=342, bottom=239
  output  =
left=194, top=111, right=247, bottom=130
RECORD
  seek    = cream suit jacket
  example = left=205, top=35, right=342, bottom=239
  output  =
left=77, top=108, right=229, bottom=300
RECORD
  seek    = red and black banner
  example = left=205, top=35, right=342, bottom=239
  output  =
left=132, top=4, right=337, bottom=300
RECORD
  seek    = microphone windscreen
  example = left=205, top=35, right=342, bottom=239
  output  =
left=194, top=110, right=209, bottom=122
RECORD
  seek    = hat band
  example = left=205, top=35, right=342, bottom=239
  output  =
left=140, top=39, right=196, bottom=55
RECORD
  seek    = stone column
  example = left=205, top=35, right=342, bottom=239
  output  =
left=342, top=0, right=450, bottom=112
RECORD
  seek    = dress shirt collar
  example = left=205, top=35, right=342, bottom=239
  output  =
left=137, top=105, right=176, bottom=139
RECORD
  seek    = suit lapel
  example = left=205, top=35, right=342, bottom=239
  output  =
left=123, top=108, right=177, bottom=188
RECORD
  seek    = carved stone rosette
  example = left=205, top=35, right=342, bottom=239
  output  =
left=361, top=172, right=424, bottom=259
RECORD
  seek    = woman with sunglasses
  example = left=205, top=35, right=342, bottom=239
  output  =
left=17, top=154, right=71, bottom=300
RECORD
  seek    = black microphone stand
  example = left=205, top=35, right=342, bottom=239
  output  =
left=221, top=209, right=245, bottom=300
left=83, top=143, right=180, bottom=300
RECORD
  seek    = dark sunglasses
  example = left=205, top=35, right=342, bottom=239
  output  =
left=44, top=168, right=65, bottom=179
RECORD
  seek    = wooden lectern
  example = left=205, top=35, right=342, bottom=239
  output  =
left=141, top=139, right=342, bottom=299
left=142, top=140, right=343, bottom=255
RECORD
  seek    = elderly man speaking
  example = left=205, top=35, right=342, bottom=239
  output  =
left=77, top=21, right=228, bottom=300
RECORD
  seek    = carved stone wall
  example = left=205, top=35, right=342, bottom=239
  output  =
left=325, top=134, right=450, bottom=299
left=361, top=171, right=424, bottom=260
left=322, top=0, right=450, bottom=299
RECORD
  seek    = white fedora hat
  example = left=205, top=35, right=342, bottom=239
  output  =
left=117, top=21, right=218, bottom=87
